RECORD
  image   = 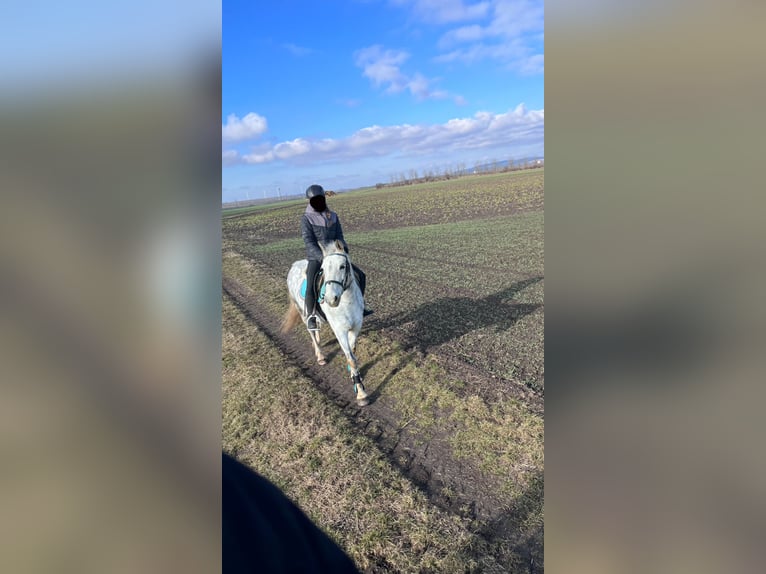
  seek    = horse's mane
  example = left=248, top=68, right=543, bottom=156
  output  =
left=320, top=240, right=349, bottom=261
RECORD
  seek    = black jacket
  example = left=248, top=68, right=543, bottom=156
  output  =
left=301, top=204, right=348, bottom=261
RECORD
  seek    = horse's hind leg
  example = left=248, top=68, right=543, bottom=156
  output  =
left=310, top=329, right=326, bottom=365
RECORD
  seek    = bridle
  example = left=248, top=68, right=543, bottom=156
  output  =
left=321, top=252, right=352, bottom=293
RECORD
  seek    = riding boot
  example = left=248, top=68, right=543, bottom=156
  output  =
left=353, top=264, right=373, bottom=316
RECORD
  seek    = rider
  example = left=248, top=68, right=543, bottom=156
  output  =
left=302, top=184, right=371, bottom=331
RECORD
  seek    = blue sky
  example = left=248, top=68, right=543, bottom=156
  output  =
left=223, top=0, right=544, bottom=202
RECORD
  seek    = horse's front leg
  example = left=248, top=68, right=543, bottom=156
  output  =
left=335, top=329, right=369, bottom=406
left=348, top=328, right=359, bottom=355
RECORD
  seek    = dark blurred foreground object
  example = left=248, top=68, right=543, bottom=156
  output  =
left=222, top=453, right=360, bottom=573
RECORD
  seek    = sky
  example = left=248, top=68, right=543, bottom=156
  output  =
left=222, top=0, right=544, bottom=202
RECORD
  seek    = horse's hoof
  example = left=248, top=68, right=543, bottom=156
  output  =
left=318, top=358, right=326, bottom=366
left=354, top=382, right=369, bottom=406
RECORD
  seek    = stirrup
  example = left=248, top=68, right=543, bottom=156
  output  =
left=306, top=314, right=320, bottom=332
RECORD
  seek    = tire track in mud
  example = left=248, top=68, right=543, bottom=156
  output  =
left=222, top=274, right=541, bottom=572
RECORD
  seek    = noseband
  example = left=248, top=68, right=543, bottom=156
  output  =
left=321, top=252, right=351, bottom=293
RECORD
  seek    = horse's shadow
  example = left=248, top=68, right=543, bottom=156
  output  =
left=375, top=276, right=543, bottom=353
left=320, top=347, right=341, bottom=364
left=361, top=276, right=543, bottom=402
left=363, top=351, right=416, bottom=403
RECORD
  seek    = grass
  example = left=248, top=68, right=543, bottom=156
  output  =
left=222, top=197, right=306, bottom=219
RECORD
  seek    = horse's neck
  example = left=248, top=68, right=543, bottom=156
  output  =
left=344, top=277, right=362, bottom=299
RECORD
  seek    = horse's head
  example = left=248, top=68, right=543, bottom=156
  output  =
left=319, top=240, right=351, bottom=307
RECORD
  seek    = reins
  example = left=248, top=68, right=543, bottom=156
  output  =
left=320, top=252, right=352, bottom=293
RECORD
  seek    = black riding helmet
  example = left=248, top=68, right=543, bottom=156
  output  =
left=305, top=184, right=325, bottom=199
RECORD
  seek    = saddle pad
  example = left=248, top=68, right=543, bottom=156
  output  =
left=300, top=278, right=326, bottom=301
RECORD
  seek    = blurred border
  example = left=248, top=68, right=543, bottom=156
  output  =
left=546, top=1, right=766, bottom=572
left=1, top=3, right=221, bottom=572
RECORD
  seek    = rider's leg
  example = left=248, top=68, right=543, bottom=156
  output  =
left=305, top=259, right=321, bottom=330
left=352, top=264, right=373, bottom=316
left=352, top=264, right=366, bottom=295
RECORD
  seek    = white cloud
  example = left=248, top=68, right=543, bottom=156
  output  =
left=222, top=149, right=240, bottom=166
left=273, top=138, right=312, bottom=159
left=282, top=43, right=313, bottom=57
left=438, top=23, right=485, bottom=46
left=436, top=37, right=530, bottom=67
left=407, top=72, right=449, bottom=99
left=486, top=0, right=543, bottom=38
left=224, top=105, right=543, bottom=167
left=222, top=112, right=268, bottom=143
left=241, top=150, right=274, bottom=164
left=402, top=0, right=544, bottom=73
left=392, top=0, right=491, bottom=24
left=355, top=45, right=409, bottom=91
left=518, top=53, right=544, bottom=75
left=355, top=44, right=455, bottom=100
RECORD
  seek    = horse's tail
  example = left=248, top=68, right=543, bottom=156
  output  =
left=280, top=303, right=301, bottom=334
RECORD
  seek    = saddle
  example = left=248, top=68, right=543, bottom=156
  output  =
left=300, top=270, right=328, bottom=321
left=299, top=266, right=361, bottom=322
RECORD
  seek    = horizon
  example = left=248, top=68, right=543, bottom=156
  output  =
left=221, top=156, right=544, bottom=208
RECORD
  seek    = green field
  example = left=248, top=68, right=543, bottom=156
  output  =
left=223, top=169, right=544, bottom=572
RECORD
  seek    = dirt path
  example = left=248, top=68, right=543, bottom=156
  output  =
left=222, top=275, right=542, bottom=572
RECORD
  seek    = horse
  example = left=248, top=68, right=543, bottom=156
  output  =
left=280, top=239, right=370, bottom=406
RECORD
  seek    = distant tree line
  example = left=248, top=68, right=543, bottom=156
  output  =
left=376, top=158, right=543, bottom=189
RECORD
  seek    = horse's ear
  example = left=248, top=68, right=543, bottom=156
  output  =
left=319, top=242, right=329, bottom=256
left=335, top=240, right=344, bottom=252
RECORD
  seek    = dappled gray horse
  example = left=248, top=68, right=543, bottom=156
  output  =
left=281, top=240, right=369, bottom=406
